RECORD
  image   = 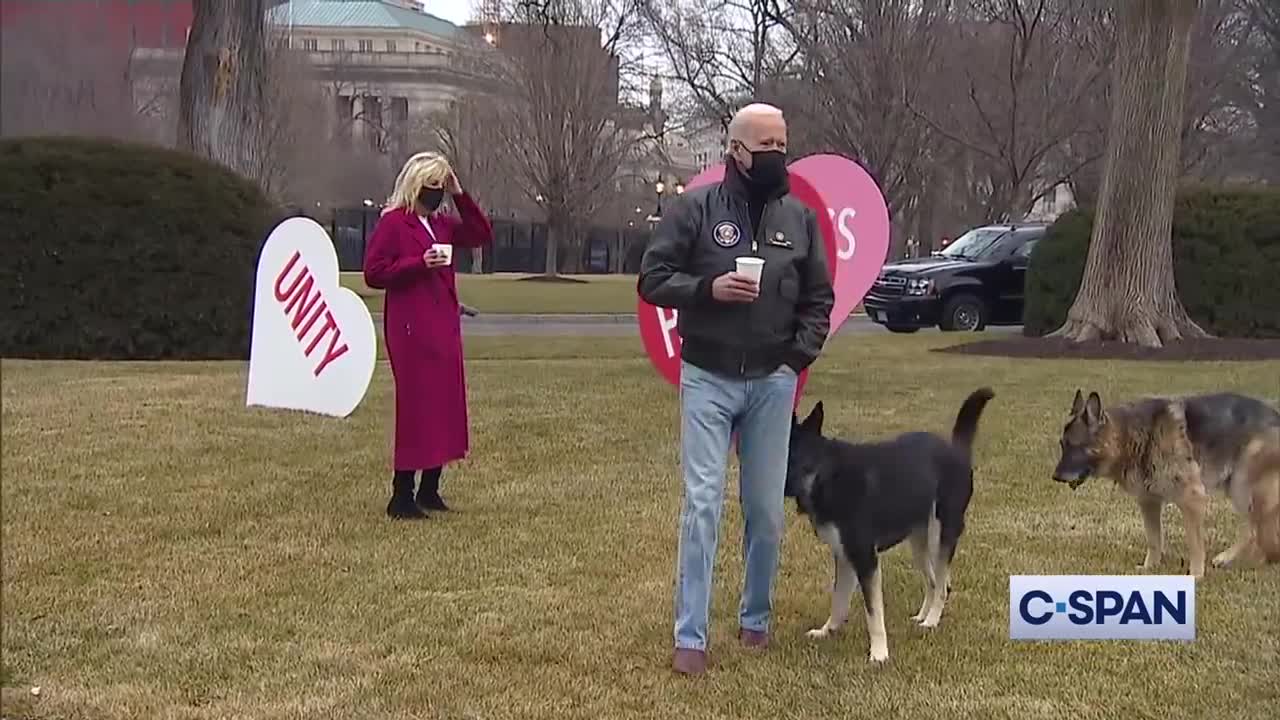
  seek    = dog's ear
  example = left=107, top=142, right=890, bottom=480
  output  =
left=1070, top=389, right=1085, bottom=416
left=802, top=401, right=824, bottom=433
left=1084, top=391, right=1103, bottom=424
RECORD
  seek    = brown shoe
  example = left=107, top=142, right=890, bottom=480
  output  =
left=738, top=628, right=769, bottom=649
left=672, top=648, right=707, bottom=675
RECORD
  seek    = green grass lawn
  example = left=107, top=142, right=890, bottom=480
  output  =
left=3, top=335, right=1279, bottom=719
left=342, top=272, right=640, bottom=314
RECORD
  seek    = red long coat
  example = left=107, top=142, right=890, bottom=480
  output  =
left=362, top=194, right=494, bottom=471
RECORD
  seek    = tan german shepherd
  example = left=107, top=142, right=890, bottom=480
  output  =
left=1052, top=390, right=1280, bottom=577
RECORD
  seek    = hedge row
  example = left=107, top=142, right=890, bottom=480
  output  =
left=0, top=137, right=280, bottom=359
left=1023, top=186, right=1280, bottom=338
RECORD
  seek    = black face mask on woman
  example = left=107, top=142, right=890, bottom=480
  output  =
left=418, top=187, right=445, bottom=212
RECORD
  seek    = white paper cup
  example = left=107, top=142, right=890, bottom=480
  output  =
left=735, top=256, right=764, bottom=283
left=433, top=243, right=453, bottom=265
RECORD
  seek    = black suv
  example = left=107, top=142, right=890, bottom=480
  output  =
left=863, top=223, right=1045, bottom=333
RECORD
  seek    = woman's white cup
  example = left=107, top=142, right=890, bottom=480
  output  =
left=433, top=243, right=453, bottom=265
left=735, top=256, right=764, bottom=283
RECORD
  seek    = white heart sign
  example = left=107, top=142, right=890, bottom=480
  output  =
left=246, top=216, right=376, bottom=418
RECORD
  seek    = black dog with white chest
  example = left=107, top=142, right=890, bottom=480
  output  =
left=784, top=388, right=994, bottom=663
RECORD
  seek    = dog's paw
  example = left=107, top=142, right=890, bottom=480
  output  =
left=1211, top=552, right=1233, bottom=568
left=918, top=616, right=941, bottom=629
left=909, top=611, right=924, bottom=622
left=805, top=626, right=834, bottom=640
left=867, top=647, right=889, bottom=664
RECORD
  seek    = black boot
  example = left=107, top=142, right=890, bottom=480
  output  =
left=387, top=471, right=428, bottom=519
left=415, top=467, right=450, bottom=512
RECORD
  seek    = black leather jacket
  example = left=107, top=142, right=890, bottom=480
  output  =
left=638, top=162, right=834, bottom=379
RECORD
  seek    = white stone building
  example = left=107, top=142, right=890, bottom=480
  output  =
left=130, top=0, right=492, bottom=157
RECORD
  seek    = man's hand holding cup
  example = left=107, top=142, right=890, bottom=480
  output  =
left=712, top=257, right=764, bottom=303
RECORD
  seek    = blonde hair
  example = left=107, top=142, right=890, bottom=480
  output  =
left=386, top=151, right=453, bottom=212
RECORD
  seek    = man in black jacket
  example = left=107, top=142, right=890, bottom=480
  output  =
left=639, top=103, right=834, bottom=675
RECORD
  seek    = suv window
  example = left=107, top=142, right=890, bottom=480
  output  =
left=938, top=227, right=1009, bottom=261
left=1012, top=238, right=1039, bottom=261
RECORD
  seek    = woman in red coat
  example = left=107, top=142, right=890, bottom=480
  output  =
left=363, top=151, right=494, bottom=519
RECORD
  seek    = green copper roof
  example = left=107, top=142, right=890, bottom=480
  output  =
left=267, top=1, right=460, bottom=38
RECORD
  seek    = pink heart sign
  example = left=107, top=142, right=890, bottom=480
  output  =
left=787, top=154, right=891, bottom=329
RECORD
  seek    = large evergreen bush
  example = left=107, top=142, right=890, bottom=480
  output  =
left=1023, top=186, right=1280, bottom=338
left=0, top=137, right=279, bottom=359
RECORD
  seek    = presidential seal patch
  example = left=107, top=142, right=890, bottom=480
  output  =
left=713, top=221, right=742, bottom=248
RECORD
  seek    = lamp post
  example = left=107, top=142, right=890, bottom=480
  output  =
left=648, top=177, right=667, bottom=231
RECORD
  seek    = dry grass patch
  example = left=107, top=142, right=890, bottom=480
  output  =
left=2, top=335, right=1279, bottom=719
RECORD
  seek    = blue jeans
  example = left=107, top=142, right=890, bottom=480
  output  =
left=673, top=360, right=799, bottom=651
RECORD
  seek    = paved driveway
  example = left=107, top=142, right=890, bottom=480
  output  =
left=373, top=313, right=1022, bottom=337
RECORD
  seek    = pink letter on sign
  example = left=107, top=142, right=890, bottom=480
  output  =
left=657, top=307, right=680, bottom=359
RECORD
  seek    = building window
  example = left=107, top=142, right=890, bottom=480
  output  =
left=302, top=38, right=318, bottom=51
left=358, top=39, right=374, bottom=53
left=385, top=40, right=396, bottom=52
left=331, top=38, right=345, bottom=51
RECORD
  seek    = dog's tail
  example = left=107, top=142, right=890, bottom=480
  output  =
left=1248, top=442, right=1280, bottom=563
left=951, top=387, right=995, bottom=455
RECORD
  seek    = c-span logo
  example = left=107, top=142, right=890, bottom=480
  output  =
left=1009, top=575, right=1195, bottom=641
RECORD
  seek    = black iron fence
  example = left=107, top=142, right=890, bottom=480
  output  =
left=330, top=207, right=381, bottom=272
left=319, top=206, right=653, bottom=275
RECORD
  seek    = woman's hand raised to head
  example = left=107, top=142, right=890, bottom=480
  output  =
left=445, top=171, right=462, bottom=196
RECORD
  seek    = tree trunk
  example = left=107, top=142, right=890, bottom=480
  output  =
left=543, top=216, right=560, bottom=278
left=558, top=227, right=574, bottom=275
left=1050, top=0, right=1210, bottom=347
left=178, top=1, right=273, bottom=185
left=562, top=226, right=584, bottom=275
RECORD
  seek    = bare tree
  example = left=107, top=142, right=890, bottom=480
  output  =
left=477, top=0, right=648, bottom=276
left=1239, top=0, right=1280, bottom=182
left=178, top=1, right=281, bottom=189
left=1033, top=0, right=1260, bottom=205
left=427, top=96, right=522, bottom=217
left=1178, top=0, right=1264, bottom=180
left=909, top=0, right=1112, bottom=222
left=425, top=94, right=530, bottom=272
left=254, top=48, right=388, bottom=208
left=639, top=1, right=953, bottom=255
left=783, top=1, right=953, bottom=215
left=639, top=0, right=797, bottom=130
left=1050, top=0, right=1209, bottom=346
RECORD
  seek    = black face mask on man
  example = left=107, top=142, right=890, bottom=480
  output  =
left=418, top=187, right=445, bottom=212
left=742, top=148, right=787, bottom=189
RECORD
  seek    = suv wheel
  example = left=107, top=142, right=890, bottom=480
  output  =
left=886, top=325, right=920, bottom=334
left=940, top=293, right=986, bottom=332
